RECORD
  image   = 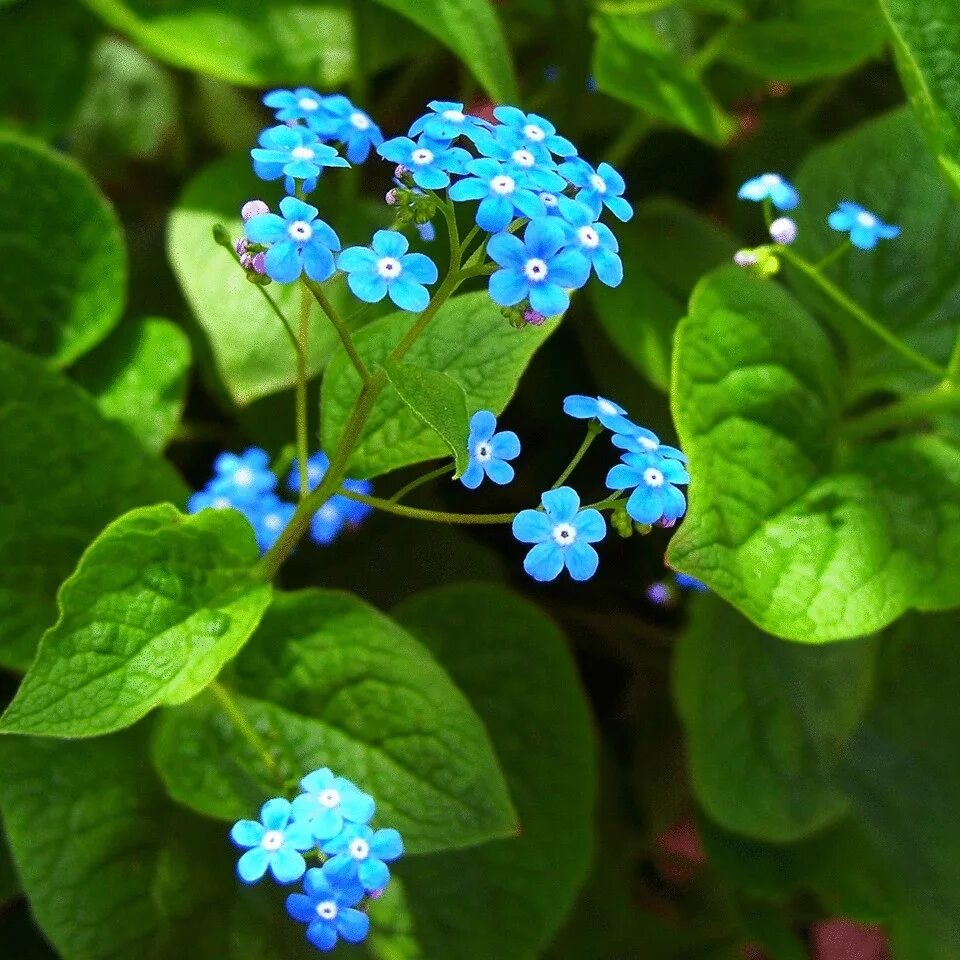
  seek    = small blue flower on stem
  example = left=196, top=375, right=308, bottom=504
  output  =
left=562, top=395, right=634, bottom=433
left=307, top=94, right=384, bottom=163
left=561, top=203, right=623, bottom=287
left=559, top=158, right=633, bottom=222
left=473, top=131, right=566, bottom=192
left=292, top=768, right=376, bottom=842
left=248, top=493, right=295, bottom=552
left=408, top=100, right=489, bottom=142
left=512, top=486, right=607, bottom=582
left=488, top=218, right=590, bottom=317
left=491, top=106, right=578, bottom=158
left=611, top=425, right=686, bottom=462
left=251, top=125, right=349, bottom=194
left=338, top=230, right=438, bottom=311
left=230, top=798, right=314, bottom=885
left=460, top=410, right=521, bottom=489
left=287, top=453, right=373, bottom=546
left=827, top=202, right=900, bottom=250
left=606, top=452, right=690, bottom=526
left=448, top=158, right=547, bottom=232
left=737, top=173, right=799, bottom=211
left=377, top=135, right=470, bottom=189
left=209, top=447, right=277, bottom=503
left=323, top=823, right=405, bottom=893
left=244, top=197, right=341, bottom=283
left=286, top=863, right=369, bottom=952
left=263, top=87, right=328, bottom=124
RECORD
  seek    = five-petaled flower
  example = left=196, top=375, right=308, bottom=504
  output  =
left=611, top=425, right=687, bottom=463
left=737, top=173, right=799, bottom=211
left=209, top=447, right=277, bottom=503
left=377, top=135, right=471, bottom=189
left=322, top=823, right=405, bottom=893
left=245, top=197, right=342, bottom=284
left=562, top=395, right=634, bottom=433
left=338, top=230, right=439, bottom=311
left=230, top=798, right=315, bottom=885
left=263, top=87, right=329, bottom=124
left=827, top=202, right=900, bottom=250
left=292, top=768, right=376, bottom=842
left=606, top=452, right=690, bottom=526
left=560, top=202, right=623, bottom=287
left=251, top=125, right=349, bottom=195
left=559, top=158, right=633, bottom=222
left=490, top=106, right=578, bottom=158
left=408, top=100, right=490, bottom=142
left=248, top=493, right=295, bottom=552
left=308, top=94, right=384, bottom=163
left=460, top=410, right=521, bottom=489
left=286, top=863, right=370, bottom=952
left=448, top=157, right=548, bottom=232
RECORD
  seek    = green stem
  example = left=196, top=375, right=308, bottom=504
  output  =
left=842, top=385, right=960, bottom=441
left=303, top=278, right=370, bottom=384
left=436, top=197, right=461, bottom=272
left=947, top=335, right=960, bottom=386
left=390, top=463, right=454, bottom=503
left=780, top=248, right=946, bottom=380
left=209, top=681, right=284, bottom=785
left=813, top=239, right=852, bottom=271
left=762, top=197, right=774, bottom=230
left=340, top=488, right=517, bottom=524
left=295, top=285, right=312, bottom=499
left=552, top=423, right=602, bottom=489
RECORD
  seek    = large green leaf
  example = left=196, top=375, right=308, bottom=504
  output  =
left=674, top=595, right=875, bottom=842
left=0, top=824, right=18, bottom=904
left=668, top=268, right=960, bottom=642
left=321, top=292, right=555, bottom=478
left=590, top=198, right=734, bottom=392
left=0, top=343, right=185, bottom=671
left=152, top=588, right=516, bottom=855
left=592, top=14, right=733, bottom=145
left=0, top=504, right=272, bottom=737
left=71, top=317, right=191, bottom=452
left=368, top=583, right=596, bottom=960
left=791, top=109, right=960, bottom=396
left=879, top=0, right=960, bottom=197
left=0, top=133, right=125, bottom=366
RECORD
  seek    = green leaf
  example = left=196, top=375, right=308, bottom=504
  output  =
left=790, top=109, right=960, bottom=397
left=0, top=823, right=18, bottom=904
left=372, top=0, right=517, bottom=102
left=0, top=343, right=186, bottom=671
left=368, top=583, right=596, bottom=960
left=720, top=0, right=886, bottom=82
left=0, top=504, right=272, bottom=737
left=71, top=317, right=191, bottom=452
left=592, top=14, right=733, bottom=145
left=383, top=361, right=470, bottom=477
left=0, top=133, right=125, bottom=366
left=152, top=588, right=516, bottom=854
left=879, top=0, right=960, bottom=198
left=322, top=291, right=556, bottom=478
left=674, top=594, right=875, bottom=842
left=668, top=268, right=960, bottom=642
left=590, top=198, right=734, bottom=391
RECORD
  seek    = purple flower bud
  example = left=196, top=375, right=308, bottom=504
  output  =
left=734, top=249, right=758, bottom=268
left=394, top=165, right=409, bottom=180
left=241, top=200, right=270, bottom=221
left=656, top=517, right=677, bottom=529
left=239, top=253, right=254, bottom=270
left=769, top=217, right=798, bottom=245
left=646, top=582, right=673, bottom=607
left=523, top=308, right=546, bottom=327
left=368, top=888, right=385, bottom=900
left=235, top=237, right=249, bottom=257
left=252, top=251, right=267, bottom=275
left=385, top=188, right=400, bottom=206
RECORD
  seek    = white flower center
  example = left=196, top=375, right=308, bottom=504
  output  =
left=319, top=788, right=341, bottom=809
left=552, top=522, right=577, bottom=547
left=234, top=466, right=254, bottom=487
left=590, top=173, right=607, bottom=193
left=523, top=123, right=546, bottom=142
left=643, top=467, right=664, bottom=488
left=762, top=173, right=780, bottom=187
left=637, top=436, right=659, bottom=452
left=597, top=399, right=618, bottom=416
left=261, top=830, right=285, bottom=851
left=411, top=148, right=434, bottom=166
left=264, top=513, right=283, bottom=531
left=475, top=442, right=493, bottom=463
left=523, top=258, right=548, bottom=282
left=511, top=148, right=536, bottom=168
left=350, top=111, right=370, bottom=130
left=319, top=504, right=339, bottom=522
left=856, top=211, right=877, bottom=228
left=212, top=496, right=232, bottom=510
left=540, top=192, right=558, bottom=207
left=298, top=97, right=320, bottom=111
left=577, top=225, right=600, bottom=249
left=376, top=256, right=403, bottom=280
left=490, top=175, right=515, bottom=195
left=308, top=464, right=325, bottom=484
left=291, top=146, right=315, bottom=161
left=442, top=109, right=465, bottom=122
left=316, top=901, right=338, bottom=921
left=349, top=838, right=371, bottom=860
left=289, top=220, right=313, bottom=241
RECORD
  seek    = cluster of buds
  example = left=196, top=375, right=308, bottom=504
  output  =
left=386, top=168, right=438, bottom=237
left=499, top=305, right=547, bottom=329
left=733, top=216, right=797, bottom=278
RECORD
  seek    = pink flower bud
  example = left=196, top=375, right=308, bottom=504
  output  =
left=394, top=165, right=409, bottom=180
left=769, top=217, right=798, bottom=245
left=523, top=308, right=546, bottom=326
left=252, top=252, right=267, bottom=275
left=239, top=253, right=254, bottom=270
left=241, top=200, right=270, bottom=221
left=385, top=188, right=400, bottom=206
left=734, top=249, right=758, bottom=268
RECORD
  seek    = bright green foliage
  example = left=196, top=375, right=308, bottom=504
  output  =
left=591, top=198, right=734, bottom=392
left=592, top=13, right=733, bottom=145
left=0, top=504, right=272, bottom=737
left=0, top=343, right=185, bottom=671
left=669, top=268, right=960, bottom=642
left=322, top=292, right=555, bottom=478
left=0, top=134, right=125, bottom=366
left=71, top=318, right=191, bottom=452
left=879, top=0, right=960, bottom=198
left=367, top=583, right=596, bottom=960
left=151, top=588, right=517, bottom=854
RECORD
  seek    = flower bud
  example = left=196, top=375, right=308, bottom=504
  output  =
left=394, top=165, right=410, bottom=181
left=734, top=249, right=758, bottom=268
left=241, top=200, right=270, bottom=221
left=251, top=251, right=267, bottom=275
left=646, top=582, right=673, bottom=607
left=523, top=308, right=546, bottom=327
left=769, top=216, right=797, bottom=245
left=385, top=188, right=400, bottom=206
left=235, top=238, right=249, bottom=257
left=416, top=221, right=436, bottom=243
left=239, top=252, right=254, bottom=270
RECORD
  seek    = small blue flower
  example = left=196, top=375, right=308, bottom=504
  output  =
left=307, top=94, right=384, bottom=163
left=562, top=395, right=634, bottom=433
left=286, top=863, right=369, bottom=952
left=488, top=218, right=590, bottom=317
left=416, top=220, right=436, bottom=243
left=492, top=105, right=578, bottom=158
left=448, top=157, right=547, bottom=232
left=675, top=572, right=708, bottom=592
left=208, top=448, right=277, bottom=504
left=247, top=493, right=295, bottom=553
left=827, top=202, right=901, bottom=250
left=606, top=452, right=690, bottom=526
left=262, top=87, right=329, bottom=124
left=559, top=158, right=633, bottom=222
left=338, top=230, right=438, bottom=311
left=512, top=486, right=607, bottom=582
left=230, top=797, right=315, bottom=885
left=377, top=135, right=471, bottom=189
left=408, top=100, right=490, bottom=142
left=187, top=487, right=243, bottom=514
left=292, top=768, right=376, bottom=842
left=460, top=410, right=521, bottom=489
left=287, top=453, right=373, bottom=546
left=322, top=823, right=404, bottom=893
left=251, top=125, right=350, bottom=194
left=473, top=129, right=566, bottom=192
left=737, top=173, right=799, bottom=211
left=611, top=426, right=687, bottom=463
left=561, top=202, right=623, bottom=287
left=245, top=196, right=341, bottom=284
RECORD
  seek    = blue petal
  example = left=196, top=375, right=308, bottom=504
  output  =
left=470, top=409, right=497, bottom=442
left=489, top=268, right=528, bottom=307
left=338, top=246, right=378, bottom=271
left=279, top=195, right=319, bottom=222
left=770, top=180, right=799, bottom=211
left=849, top=225, right=879, bottom=250
left=523, top=541, right=565, bottom=582
left=512, top=508, right=554, bottom=543
left=449, top=177, right=490, bottom=201
left=486, top=231, right=526, bottom=268
left=541, top=486, right=580, bottom=523
left=490, top=430, right=520, bottom=460
left=339, top=788, right=376, bottom=823
left=358, top=857, right=390, bottom=891
left=230, top=819, right=265, bottom=849
left=372, top=229, right=408, bottom=258
left=626, top=485, right=665, bottom=525
left=828, top=208, right=855, bottom=231
left=312, top=808, right=343, bottom=841
left=513, top=188, right=548, bottom=221
left=484, top=458, right=515, bottom=485
left=237, top=847, right=270, bottom=883
left=573, top=508, right=606, bottom=543
left=598, top=162, right=625, bottom=194
left=412, top=167, right=449, bottom=190
left=661, top=484, right=687, bottom=521
left=547, top=250, right=591, bottom=289
left=264, top=240, right=302, bottom=283
left=371, top=828, right=404, bottom=861
left=388, top=277, right=430, bottom=312
left=261, top=797, right=292, bottom=830
left=529, top=281, right=568, bottom=317
left=303, top=866, right=335, bottom=900
left=306, top=920, right=338, bottom=952
left=338, top=908, right=371, bottom=944
left=285, top=820, right=316, bottom=850
left=593, top=248, right=623, bottom=286
left=476, top=195, right=514, bottom=232
left=270, top=847, right=307, bottom=885
left=460, top=459, right=485, bottom=489
left=300, top=768, right=334, bottom=793
left=348, top=269, right=388, bottom=303
left=401, top=252, right=438, bottom=284
left=604, top=195, right=633, bottom=222
left=286, top=892, right=317, bottom=924
left=606, top=463, right=642, bottom=490
left=525, top=217, right=566, bottom=258
left=737, top=176, right=768, bottom=201
left=563, top=541, right=599, bottom=581
left=302, top=241, right=336, bottom=281
left=377, top=136, right=415, bottom=164
left=563, top=395, right=599, bottom=419
left=245, top=213, right=287, bottom=244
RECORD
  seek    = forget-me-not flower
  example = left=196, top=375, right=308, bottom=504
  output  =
left=338, top=230, right=438, bottom=311
left=208, top=447, right=277, bottom=503
left=492, top=106, right=578, bottom=158
left=287, top=453, right=373, bottom=546
left=738, top=173, right=799, bottom=211
left=251, top=125, right=349, bottom=194
left=611, top=426, right=687, bottom=462
left=473, top=129, right=566, bottom=192
left=606, top=452, right=690, bottom=526
left=248, top=493, right=295, bottom=552
left=292, top=768, right=376, bottom=842
left=408, top=100, right=489, bottom=142
left=307, top=94, right=383, bottom=163
left=244, top=196, right=341, bottom=283
left=286, top=863, right=370, bottom=952
left=562, top=395, right=635, bottom=433
left=560, top=202, right=623, bottom=287
left=377, top=135, right=470, bottom=189
left=448, top=157, right=547, bottom=232
left=262, top=87, right=329, bottom=124
left=230, top=797, right=314, bottom=885
left=512, top=486, right=607, bottom=582
left=827, top=202, right=900, bottom=250
left=460, top=410, right=521, bottom=489
left=323, top=823, right=405, bottom=893
left=559, top=158, right=633, bottom=222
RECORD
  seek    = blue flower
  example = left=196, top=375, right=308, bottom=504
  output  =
left=492, top=105, right=578, bottom=158
left=408, top=100, right=490, bottom=142
left=559, top=158, right=632, bottom=222
left=244, top=196, right=341, bottom=283
left=338, top=230, right=438, bottom=311
left=606, top=452, right=690, bottom=525
left=292, top=768, right=376, bottom=842
left=611, top=425, right=687, bottom=463
left=488, top=218, right=590, bottom=317
left=247, top=493, right=295, bottom=552
left=208, top=447, right=277, bottom=504
left=230, top=797, right=314, bottom=885
left=263, top=87, right=329, bottom=124
left=322, top=823, right=404, bottom=893
left=827, top=202, right=900, bottom=250
left=187, top=487, right=243, bottom=514
left=251, top=125, right=349, bottom=194
left=512, top=486, right=607, bottom=582
left=460, top=410, right=521, bottom=489
left=416, top=220, right=436, bottom=243
left=306, top=94, right=383, bottom=163
left=287, top=453, right=373, bottom=546
left=448, top=158, right=547, bottom=232
left=286, top=863, right=369, bottom=952
left=675, top=572, right=708, bottom=592
left=377, top=135, right=470, bottom=189
left=560, top=202, right=623, bottom=287
left=737, top=173, right=799, bottom=211
left=473, top=129, right=566, bottom=192
left=562, top=395, right=634, bottom=433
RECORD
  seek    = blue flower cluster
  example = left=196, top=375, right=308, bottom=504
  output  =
left=230, top=768, right=403, bottom=952
left=187, top=447, right=372, bottom=552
